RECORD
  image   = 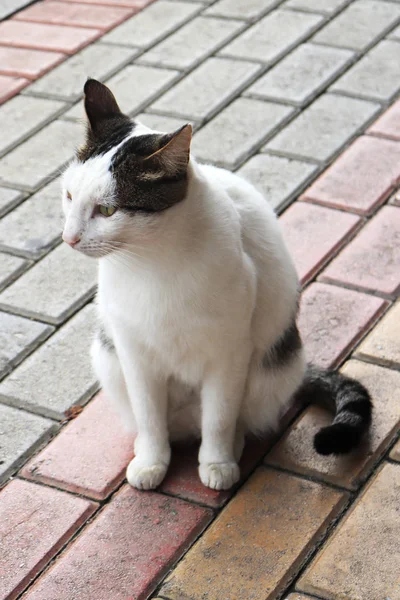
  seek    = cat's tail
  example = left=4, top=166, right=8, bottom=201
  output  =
left=296, top=364, right=372, bottom=455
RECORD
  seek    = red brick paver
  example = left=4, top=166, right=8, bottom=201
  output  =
left=0, top=74, right=29, bottom=103
left=0, top=47, right=65, bottom=80
left=368, top=98, right=400, bottom=141
left=63, top=0, right=151, bottom=6
left=0, top=479, right=97, bottom=600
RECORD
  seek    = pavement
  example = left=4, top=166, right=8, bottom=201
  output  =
left=0, top=0, right=399, bottom=598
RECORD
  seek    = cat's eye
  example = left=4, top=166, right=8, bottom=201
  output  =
left=99, top=205, right=117, bottom=217
left=66, top=191, right=72, bottom=200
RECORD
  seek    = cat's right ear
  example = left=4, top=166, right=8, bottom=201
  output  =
left=83, top=79, right=122, bottom=133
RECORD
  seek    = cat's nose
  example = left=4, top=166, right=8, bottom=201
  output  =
left=62, top=232, right=81, bottom=247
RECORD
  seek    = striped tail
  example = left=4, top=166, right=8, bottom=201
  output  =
left=296, top=364, right=372, bottom=455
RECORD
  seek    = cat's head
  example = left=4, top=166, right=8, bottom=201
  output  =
left=62, top=79, right=192, bottom=257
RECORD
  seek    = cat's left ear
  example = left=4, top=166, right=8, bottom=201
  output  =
left=83, top=78, right=123, bottom=133
left=146, top=124, right=192, bottom=176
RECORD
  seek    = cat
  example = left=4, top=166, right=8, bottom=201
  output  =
left=61, top=79, right=372, bottom=491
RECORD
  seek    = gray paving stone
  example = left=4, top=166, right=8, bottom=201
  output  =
left=151, top=57, right=261, bottom=121
left=0, top=243, right=97, bottom=325
left=0, top=404, right=57, bottom=485
left=138, top=16, right=244, bottom=70
left=238, top=154, right=318, bottom=212
left=103, top=0, right=201, bottom=48
left=219, top=9, right=323, bottom=63
left=0, top=120, right=81, bottom=192
left=0, top=180, right=64, bottom=260
left=389, top=24, right=400, bottom=39
left=330, top=39, right=400, bottom=102
left=0, top=187, right=25, bottom=219
left=285, top=0, right=350, bottom=13
left=0, top=304, right=98, bottom=420
left=26, top=43, right=139, bottom=102
left=312, top=0, right=400, bottom=50
left=137, top=112, right=191, bottom=132
left=246, top=43, right=353, bottom=106
left=266, top=94, right=379, bottom=162
left=63, top=64, right=180, bottom=121
left=0, top=254, right=29, bottom=293
left=205, top=0, right=280, bottom=20
left=0, top=311, right=53, bottom=379
left=192, top=98, right=294, bottom=168
left=0, top=96, right=65, bottom=158
left=0, top=0, right=32, bottom=19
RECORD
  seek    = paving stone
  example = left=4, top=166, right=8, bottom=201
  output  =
left=220, top=9, right=323, bottom=64
left=0, top=179, right=64, bottom=259
left=63, top=0, right=153, bottom=5
left=160, top=468, right=347, bottom=600
left=0, top=20, right=101, bottom=55
left=0, top=479, right=97, bottom=600
left=331, top=39, right=400, bottom=102
left=103, top=0, right=201, bottom=48
left=64, top=64, right=179, bottom=121
left=0, top=95, right=65, bottom=158
left=139, top=16, right=244, bottom=70
left=312, top=0, right=400, bottom=50
left=285, top=595, right=315, bottom=600
left=0, top=243, right=97, bottom=324
left=321, top=206, right=400, bottom=297
left=280, top=202, right=361, bottom=284
left=301, top=136, right=400, bottom=215
left=0, top=253, right=28, bottom=293
left=0, top=120, right=81, bottom=191
left=298, top=282, right=387, bottom=368
left=356, top=300, right=400, bottom=368
left=0, top=404, right=57, bottom=485
left=0, top=74, right=29, bottom=104
left=205, top=0, right=280, bottom=20
left=285, top=0, right=349, bottom=12
left=238, top=154, right=317, bottom=213
left=0, top=47, right=65, bottom=80
left=14, top=1, right=133, bottom=31
left=192, top=98, right=293, bottom=168
left=27, top=43, right=138, bottom=102
left=247, top=43, right=353, bottom=106
left=298, top=462, right=400, bottom=600
left=24, top=484, right=212, bottom=600
left=137, top=112, right=190, bottom=132
left=0, top=0, right=33, bottom=19
left=391, top=439, right=400, bottom=461
left=368, top=97, right=400, bottom=140
left=0, top=311, right=52, bottom=379
left=266, top=360, right=400, bottom=489
left=266, top=94, right=379, bottom=162
left=22, top=393, right=135, bottom=500
left=389, top=24, right=400, bottom=39
left=0, top=304, right=98, bottom=419
left=151, top=57, right=261, bottom=121
left=0, top=187, right=25, bottom=218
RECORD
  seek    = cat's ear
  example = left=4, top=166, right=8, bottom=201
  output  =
left=145, top=124, right=192, bottom=176
left=83, top=78, right=122, bottom=132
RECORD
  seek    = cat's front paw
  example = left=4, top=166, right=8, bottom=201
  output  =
left=199, top=462, right=240, bottom=490
left=126, top=458, right=168, bottom=490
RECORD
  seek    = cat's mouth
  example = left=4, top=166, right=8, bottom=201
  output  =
left=64, top=241, right=113, bottom=259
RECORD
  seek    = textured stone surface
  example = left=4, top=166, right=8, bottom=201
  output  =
left=139, top=16, right=244, bottom=70
left=0, top=187, right=25, bottom=218
left=368, top=97, right=400, bottom=141
left=391, top=440, right=400, bottom=462
left=390, top=24, right=400, bottom=40
left=238, top=154, right=317, bottom=212
left=22, top=393, right=135, bottom=500
left=24, top=485, right=212, bottom=600
left=0, top=46, right=64, bottom=80
left=220, top=9, right=323, bottom=63
left=321, top=206, right=400, bottom=297
left=136, top=112, right=189, bottom=132
left=298, top=462, right=400, bottom=600
left=205, top=0, right=280, bottom=20
left=301, top=135, right=400, bottom=215
left=356, top=300, right=400, bottom=368
left=104, top=0, right=200, bottom=47
left=0, top=243, right=97, bottom=324
left=0, top=304, right=98, bottom=419
left=266, top=360, right=400, bottom=489
left=331, top=40, right=400, bottom=102
left=0, top=74, right=29, bottom=104
left=280, top=202, right=361, bottom=284
left=0, top=0, right=33, bottom=19
left=285, top=0, right=349, bottom=12
left=266, top=94, right=379, bottom=162
left=0, top=179, right=64, bottom=258
left=247, top=43, right=353, bottom=106
left=298, top=282, right=387, bottom=368
left=0, top=404, right=57, bottom=484
left=312, top=0, right=400, bottom=50
left=0, top=311, right=52, bottom=378
left=0, top=253, right=28, bottom=292
left=27, top=42, right=138, bottom=101
left=160, top=468, right=346, bottom=600
left=151, top=57, right=261, bottom=121
left=192, top=98, right=293, bottom=168
left=0, top=120, right=81, bottom=191
left=0, top=479, right=97, bottom=600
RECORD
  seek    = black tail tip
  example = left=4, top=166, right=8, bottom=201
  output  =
left=314, top=423, right=362, bottom=455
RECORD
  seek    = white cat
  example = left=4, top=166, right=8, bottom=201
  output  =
left=62, top=79, right=372, bottom=491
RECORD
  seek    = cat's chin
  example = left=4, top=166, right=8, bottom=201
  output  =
left=65, top=244, right=112, bottom=259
